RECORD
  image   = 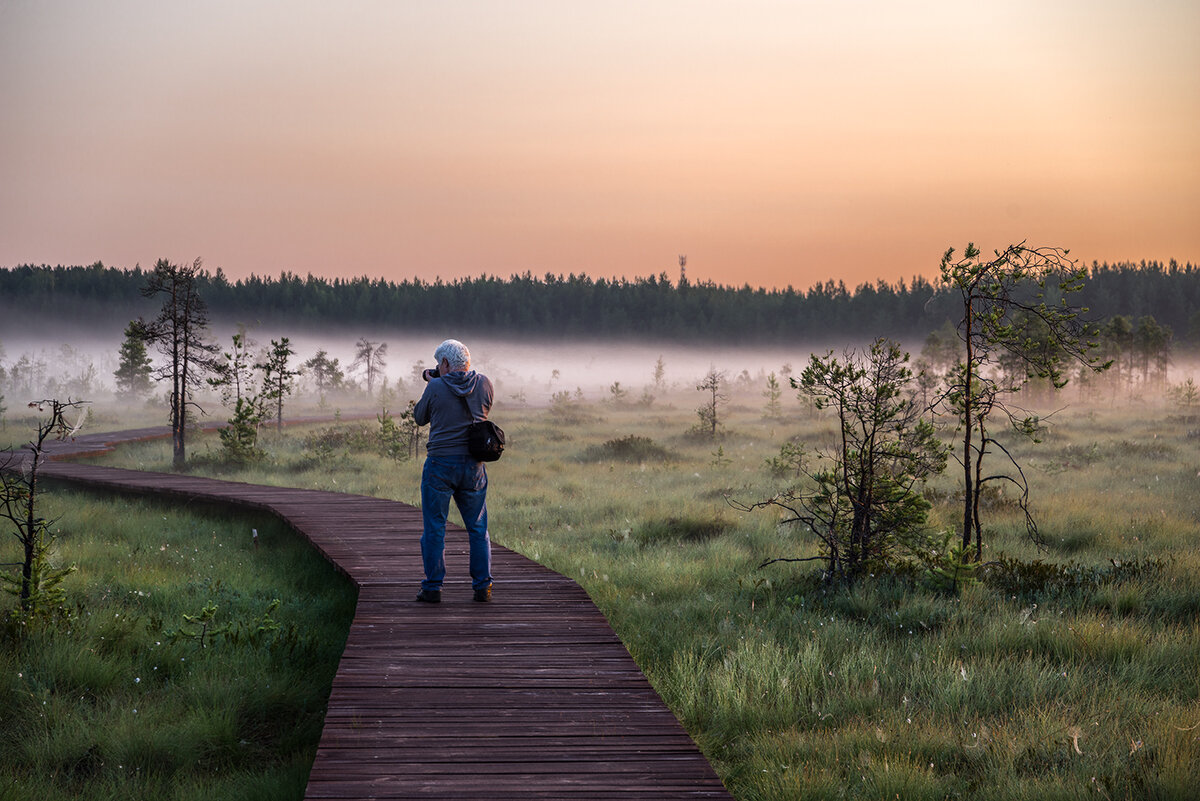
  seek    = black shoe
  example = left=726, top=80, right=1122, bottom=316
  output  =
left=416, top=589, right=441, bottom=603
left=473, top=585, right=492, bottom=603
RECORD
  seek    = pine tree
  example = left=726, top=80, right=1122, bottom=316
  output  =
left=113, top=320, right=154, bottom=399
left=939, top=242, right=1109, bottom=560
left=303, top=349, right=344, bottom=403
left=352, top=338, right=387, bottom=396
left=763, top=371, right=782, bottom=419
left=258, top=337, right=299, bottom=432
left=1, top=399, right=85, bottom=619
left=137, top=258, right=222, bottom=469
left=735, top=341, right=946, bottom=582
left=209, top=330, right=266, bottom=463
left=695, top=368, right=727, bottom=438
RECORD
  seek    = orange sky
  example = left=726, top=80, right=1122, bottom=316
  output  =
left=1, top=1, right=1197, bottom=291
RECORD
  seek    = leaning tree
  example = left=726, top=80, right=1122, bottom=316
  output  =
left=938, top=242, right=1109, bottom=561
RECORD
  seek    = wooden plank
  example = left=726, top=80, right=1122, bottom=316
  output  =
left=19, top=428, right=734, bottom=800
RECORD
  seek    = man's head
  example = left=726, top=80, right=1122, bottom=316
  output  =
left=434, top=339, right=471, bottom=372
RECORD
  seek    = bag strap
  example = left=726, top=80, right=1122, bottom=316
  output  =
left=456, top=391, right=477, bottom=422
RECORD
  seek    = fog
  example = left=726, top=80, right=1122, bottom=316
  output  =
left=0, top=320, right=841, bottom=408
left=2, top=320, right=1196, bottom=415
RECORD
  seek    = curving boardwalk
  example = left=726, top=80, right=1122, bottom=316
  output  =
left=23, top=428, right=732, bottom=800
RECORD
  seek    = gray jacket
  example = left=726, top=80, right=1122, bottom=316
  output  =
left=414, top=369, right=494, bottom=457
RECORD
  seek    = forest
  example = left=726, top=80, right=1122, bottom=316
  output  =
left=1, top=258, right=1198, bottom=346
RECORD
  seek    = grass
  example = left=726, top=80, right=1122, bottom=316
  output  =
left=0, top=490, right=356, bottom=801
left=14, top=389, right=1200, bottom=800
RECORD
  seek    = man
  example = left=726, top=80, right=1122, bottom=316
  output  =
left=413, top=338, right=494, bottom=603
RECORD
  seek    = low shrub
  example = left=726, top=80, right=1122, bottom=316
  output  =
left=302, top=423, right=373, bottom=455
left=635, top=514, right=733, bottom=544
left=981, top=554, right=1168, bottom=600
left=581, top=434, right=673, bottom=463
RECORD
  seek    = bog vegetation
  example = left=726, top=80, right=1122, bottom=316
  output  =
left=0, top=493, right=355, bottom=800
left=10, top=367, right=1193, bottom=799
left=2, top=247, right=1200, bottom=800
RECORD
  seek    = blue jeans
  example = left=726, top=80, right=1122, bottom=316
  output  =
left=420, top=455, right=491, bottom=592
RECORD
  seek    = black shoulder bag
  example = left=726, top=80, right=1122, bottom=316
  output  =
left=458, top=393, right=505, bottom=462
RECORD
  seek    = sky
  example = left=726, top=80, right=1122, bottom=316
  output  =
left=1, top=1, right=1197, bottom=292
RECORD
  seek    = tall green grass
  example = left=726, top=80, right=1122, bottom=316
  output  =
left=77, top=396, right=1200, bottom=800
left=0, top=490, right=356, bottom=801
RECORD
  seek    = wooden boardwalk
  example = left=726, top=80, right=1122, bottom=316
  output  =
left=24, top=427, right=733, bottom=800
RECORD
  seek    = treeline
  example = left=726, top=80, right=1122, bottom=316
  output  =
left=1, top=259, right=1198, bottom=345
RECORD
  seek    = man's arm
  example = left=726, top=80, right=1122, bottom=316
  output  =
left=414, top=383, right=435, bottom=426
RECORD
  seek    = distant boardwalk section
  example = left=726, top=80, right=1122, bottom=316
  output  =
left=26, top=428, right=732, bottom=800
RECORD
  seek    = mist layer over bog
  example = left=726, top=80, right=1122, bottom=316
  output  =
left=5, top=318, right=1197, bottom=413
left=0, top=321, right=839, bottom=406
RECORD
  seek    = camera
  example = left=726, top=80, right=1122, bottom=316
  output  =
left=422, top=366, right=440, bottom=382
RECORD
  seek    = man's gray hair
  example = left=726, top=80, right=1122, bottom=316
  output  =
left=434, top=339, right=471, bottom=370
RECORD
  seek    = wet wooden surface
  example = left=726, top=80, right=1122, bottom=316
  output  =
left=15, top=427, right=732, bottom=800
